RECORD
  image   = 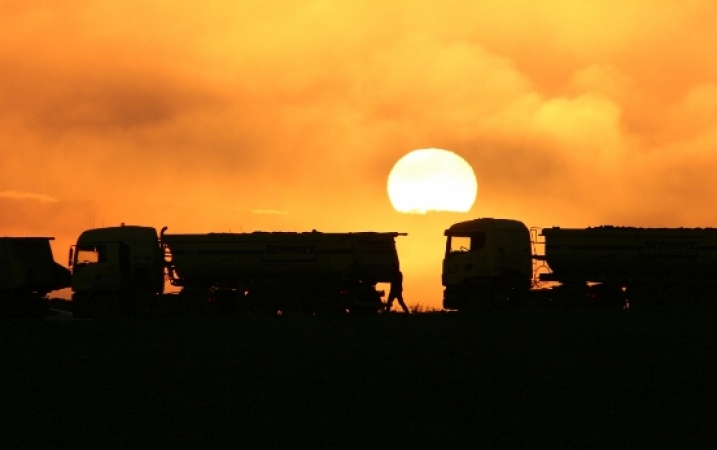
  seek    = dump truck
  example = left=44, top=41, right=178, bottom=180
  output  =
left=69, top=224, right=405, bottom=318
left=0, top=237, right=71, bottom=316
left=442, top=217, right=717, bottom=310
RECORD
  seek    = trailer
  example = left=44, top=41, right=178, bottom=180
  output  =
left=69, top=224, right=405, bottom=318
left=162, top=229, right=405, bottom=315
left=442, top=218, right=717, bottom=310
left=540, top=225, right=717, bottom=306
left=0, top=237, right=71, bottom=316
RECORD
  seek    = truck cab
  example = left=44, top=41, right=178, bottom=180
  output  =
left=442, top=218, right=532, bottom=310
left=70, top=225, right=165, bottom=317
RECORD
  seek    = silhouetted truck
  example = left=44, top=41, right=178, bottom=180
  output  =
left=70, top=224, right=405, bottom=317
left=442, top=217, right=717, bottom=310
left=0, top=237, right=71, bottom=316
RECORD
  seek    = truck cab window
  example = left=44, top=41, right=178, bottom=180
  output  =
left=448, top=232, right=486, bottom=255
left=76, top=245, right=107, bottom=264
left=449, top=236, right=472, bottom=253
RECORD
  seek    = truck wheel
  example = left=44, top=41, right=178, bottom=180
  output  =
left=250, top=294, right=280, bottom=316
left=276, top=296, right=294, bottom=315
left=694, top=283, right=717, bottom=304
left=552, top=284, right=587, bottom=307
left=93, top=294, right=118, bottom=319
left=349, top=304, right=380, bottom=315
left=309, top=295, right=340, bottom=315
left=657, top=283, right=689, bottom=306
left=179, top=289, right=207, bottom=316
left=460, top=286, right=492, bottom=313
left=1, top=294, right=19, bottom=317
left=71, top=296, right=90, bottom=319
left=215, top=290, right=239, bottom=315
left=592, top=283, right=625, bottom=307
left=625, top=285, right=653, bottom=308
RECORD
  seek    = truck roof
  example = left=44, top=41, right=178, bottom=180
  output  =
left=0, top=236, right=55, bottom=241
left=445, top=218, right=528, bottom=234
left=77, top=225, right=159, bottom=243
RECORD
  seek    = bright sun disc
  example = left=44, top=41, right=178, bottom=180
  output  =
left=387, top=148, right=478, bottom=214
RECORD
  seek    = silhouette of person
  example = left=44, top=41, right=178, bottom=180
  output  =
left=386, top=270, right=409, bottom=313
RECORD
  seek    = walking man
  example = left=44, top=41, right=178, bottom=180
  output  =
left=386, top=270, right=409, bottom=313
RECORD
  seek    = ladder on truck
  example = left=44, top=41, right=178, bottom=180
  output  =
left=530, top=227, right=551, bottom=288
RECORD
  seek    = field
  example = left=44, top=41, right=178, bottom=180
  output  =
left=3, top=304, right=717, bottom=449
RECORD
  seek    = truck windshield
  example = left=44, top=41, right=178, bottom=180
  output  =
left=76, top=245, right=107, bottom=264
left=449, top=236, right=471, bottom=253
left=448, top=232, right=485, bottom=254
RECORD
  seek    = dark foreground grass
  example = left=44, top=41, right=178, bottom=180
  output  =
left=3, top=306, right=717, bottom=449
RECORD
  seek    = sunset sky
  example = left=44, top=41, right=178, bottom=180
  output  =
left=3, top=1, right=717, bottom=308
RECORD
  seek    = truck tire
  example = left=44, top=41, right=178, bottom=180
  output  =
left=72, top=294, right=92, bottom=319
left=179, top=288, right=208, bottom=316
left=656, top=283, right=688, bottom=306
left=694, top=283, right=717, bottom=304
left=246, top=291, right=280, bottom=316
left=93, top=293, right=119, bottom=319
left=625, top=284, right=654, bottom=308
left=214, top=290, right=240, bottom=315
left=460, top=286, right=493, bottom=313
left=552, top=283, right=587, bottom=307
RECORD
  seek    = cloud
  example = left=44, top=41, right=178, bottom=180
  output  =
left=249, top=209, right=289, bottom=215
left=0, top=190, right=58, bottom=202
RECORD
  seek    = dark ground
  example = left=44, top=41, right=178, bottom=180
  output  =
left=3, top=304, right=717, bottom=450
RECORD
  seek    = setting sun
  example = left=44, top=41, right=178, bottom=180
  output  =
left=387, top=148, right=478, bottom=214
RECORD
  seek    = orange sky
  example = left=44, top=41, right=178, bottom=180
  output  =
left=3, top=1, right=717, bottom=309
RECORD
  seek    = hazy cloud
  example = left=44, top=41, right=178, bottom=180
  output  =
left=0, top=190, right=58, bottom=202
left=249, top=209, right=289, bottom=215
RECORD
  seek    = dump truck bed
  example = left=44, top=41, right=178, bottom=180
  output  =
left=162, top=231, right=403, bottom=287
left=541, top=226, right=717, bottom=281
left=0, top=237, right=71, bottom=293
